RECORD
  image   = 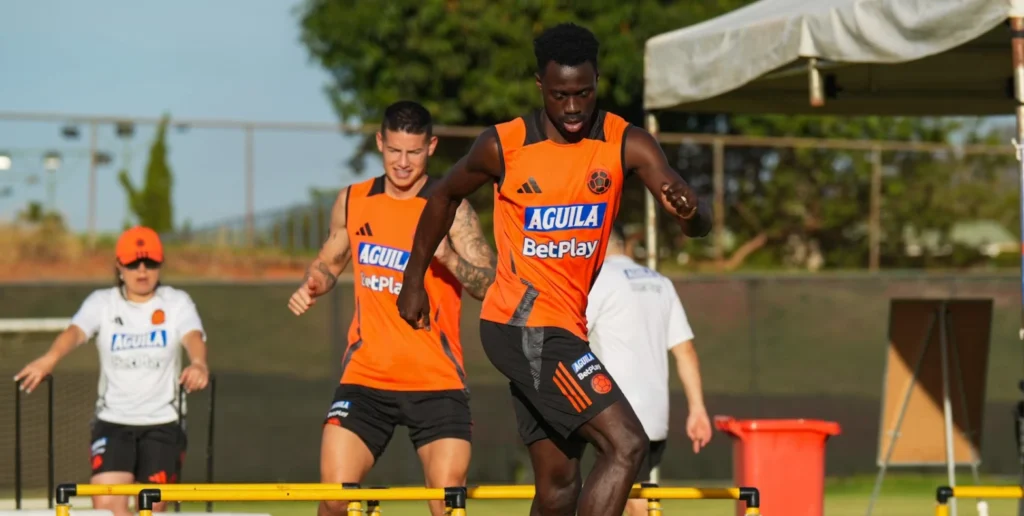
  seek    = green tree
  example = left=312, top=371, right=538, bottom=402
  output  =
left=120, top=114, right=175, bottom=232
left=297, top=0, right=756, bottom=242
left=298, top=1, right=755, bottom=128
left=297, top=1, right=1017, bottom=270
left=707, top=116, right=1017, bottom=270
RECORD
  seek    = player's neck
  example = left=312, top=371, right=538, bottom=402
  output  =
left=122, top=287, right=156, bottom=304
left=384, top=174, right=428, bottom=200
left=542, top=110, right=595, bottom=145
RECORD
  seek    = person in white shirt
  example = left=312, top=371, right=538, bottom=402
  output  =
left=14, top=226, right=210, bottom=516
left=585, top=223, right=712, bottom=516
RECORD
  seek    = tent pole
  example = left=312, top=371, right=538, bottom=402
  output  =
left=1011, top=16, right=1024, bottom=516
left=645, top=112, right=660, bottom=271
left=1013, top=17, right=1024, bottom=340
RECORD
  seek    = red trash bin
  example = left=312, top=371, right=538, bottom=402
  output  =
left=715, top=416, right=841, bottom=516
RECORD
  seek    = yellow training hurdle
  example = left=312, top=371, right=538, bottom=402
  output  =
left=934, top=485, right=1024, bottom=516
left=56, top=482, right=762, bottom=515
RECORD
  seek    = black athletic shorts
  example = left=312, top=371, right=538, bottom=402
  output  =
left=636, top=440, right=667, bottom=483
left=479, top=320, right=628, bottom=453
left=323, top=383, right=472, bottom=461
left=89, top=419, right=186, bottom=483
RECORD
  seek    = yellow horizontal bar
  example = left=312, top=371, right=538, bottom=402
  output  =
left=74, top=484, right=346, bottom=496
left=635, top=487, right=742, bottom=500
left=70, top=483, right=745, bottom=502
left=465, top=486, right=533, bottom=499
left=952, top=486, right=1024, bottom=499
left=467, top=485, right=741, bottom=500
left=155, top=489, right=444, bottom=502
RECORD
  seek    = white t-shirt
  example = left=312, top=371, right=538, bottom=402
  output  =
left=70, top=285, right=206, bottom=426
left=586, top=255, right=694, bottom=441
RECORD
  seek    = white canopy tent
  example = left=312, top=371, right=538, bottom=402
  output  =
left=642, top=2, right=1024, bottom=515
left=644, top=0, right=1024, bottom=116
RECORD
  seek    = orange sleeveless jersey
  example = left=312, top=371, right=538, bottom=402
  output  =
left=480, top=110, right=632, bottom=340
left=342, top=175, right=467, bottom=392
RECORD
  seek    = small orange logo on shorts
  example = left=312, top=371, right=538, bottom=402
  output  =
left=591, top=373, right=612, bottom=395
left=152, top=309, right=165, bottom=325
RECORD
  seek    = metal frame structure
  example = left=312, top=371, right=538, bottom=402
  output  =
left=0, top=110, right=1008, bottom=267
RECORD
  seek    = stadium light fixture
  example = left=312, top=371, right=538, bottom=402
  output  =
left=61, top=124, right=80, bottom=140
left=0, top=153, right=11, bottom=171
left=42, top=151, right=61, bottom=172
left=116, top=121, right=134, bottom=139
left=93, top=151, right=113, bottom=166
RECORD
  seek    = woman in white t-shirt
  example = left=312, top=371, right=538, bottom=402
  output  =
left=14, top=226, right=210, bottom=516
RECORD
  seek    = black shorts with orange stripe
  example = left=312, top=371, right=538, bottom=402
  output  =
left=479, top=320, right=627, bottom=449
left=89, top=419, right=186, bottom=483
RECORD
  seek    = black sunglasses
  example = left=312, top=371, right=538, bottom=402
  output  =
left=123, top=258, right=162, bottom=270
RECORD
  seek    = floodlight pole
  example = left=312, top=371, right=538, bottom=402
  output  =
left=88, top=121, right=98, bottom=248
left=244, top=125, right=255, bottom=246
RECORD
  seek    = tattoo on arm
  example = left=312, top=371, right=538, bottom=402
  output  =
left=451, top=254, right=495, bottom=300
left=447, top=200, right=497, bottom=300
left=316, top=261, right=338, bottom=291
left=301, top=187, right=351, bottom=294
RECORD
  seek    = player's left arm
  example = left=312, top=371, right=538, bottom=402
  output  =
left=180, top=330, right=209, bottom=393
left=665, top=282, right=710, bottom=452
left=178, top=296, right=210, bottom=393
left=624, top=128, right=713, bottom=238
left=670, top=340, right=705, bottom=415
left=436, top=199, right=497, bottom=300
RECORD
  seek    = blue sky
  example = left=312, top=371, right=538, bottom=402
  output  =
left=0, top=2, right=1017, bottom=235
left=0, top=0, right=369, bottom=233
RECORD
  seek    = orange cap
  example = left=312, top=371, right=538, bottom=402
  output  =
left=115, top=226, right=164, bottom=265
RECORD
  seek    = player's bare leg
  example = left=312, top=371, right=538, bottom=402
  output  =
left=527, top=438, right=583, bottom=516
left=626, top=498, right=648, bottom=516
left=90, top=472, right=134, bottom=516
left=574, top=401, right=648, bottom=516
left=318, top=424, right=375, bottom=516
left=417, top=438, right=471, bottom=516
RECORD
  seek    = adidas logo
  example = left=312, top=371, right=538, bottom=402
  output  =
left=516, top=177, right=543, bottom=194
left=355, top=223, right=374, bottom=237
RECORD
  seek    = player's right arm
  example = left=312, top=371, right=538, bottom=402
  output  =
left=13, top=326, right=87, bottom=394
left=288, top=186, right=353, bottom=316
left=397, top=129, right=502, bottom=329
left=15, top=291, right=102, bottom=393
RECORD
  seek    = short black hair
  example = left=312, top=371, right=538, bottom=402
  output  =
left=533, top=22, right=599, bottom=75
left=611, top=222, right=627, bottom=243
left=381, top=100, right=432, bottom=139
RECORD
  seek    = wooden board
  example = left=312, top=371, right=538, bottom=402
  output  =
left=876, top=299, right=992, bottom=466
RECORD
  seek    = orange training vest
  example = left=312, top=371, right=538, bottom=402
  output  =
left=342, top=175, right=466, bottom=392
left=480, top=109, right=631, bottom=340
